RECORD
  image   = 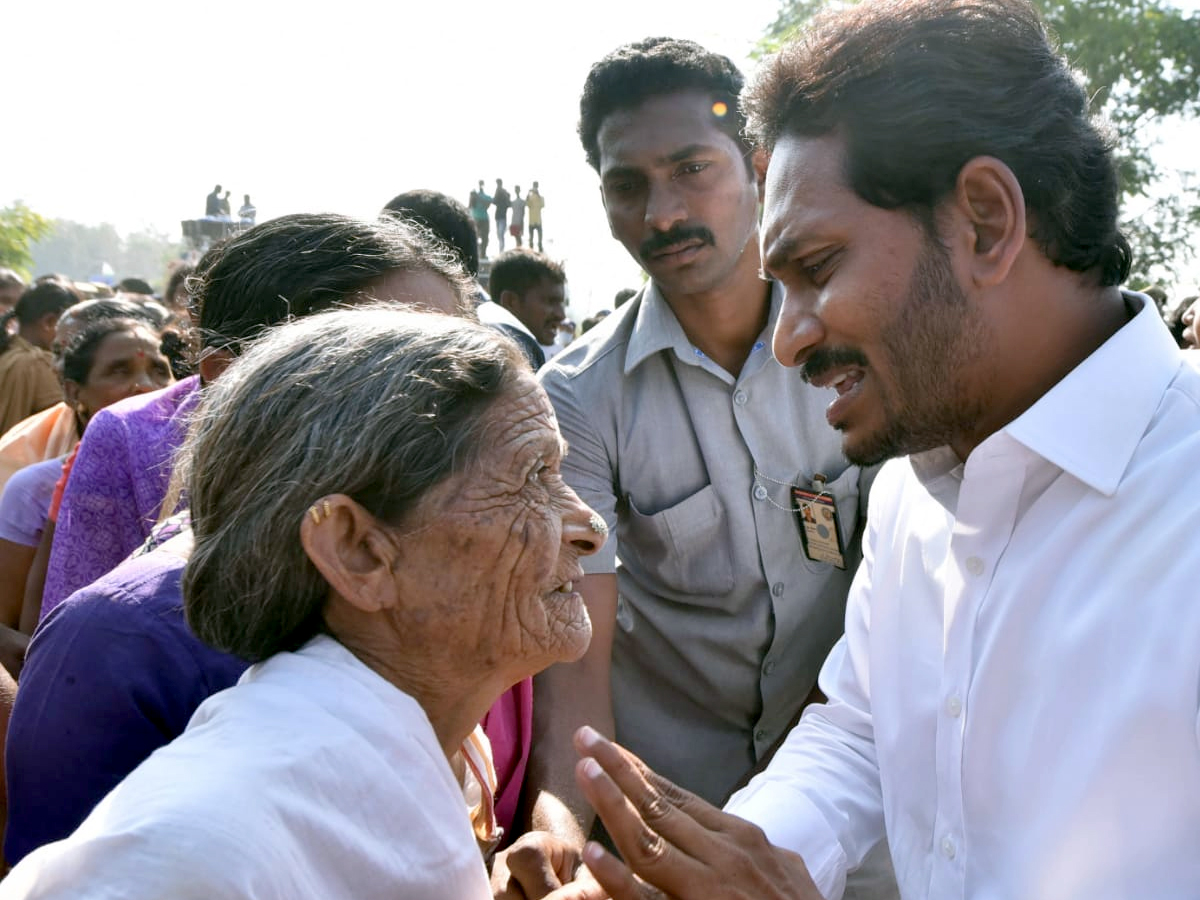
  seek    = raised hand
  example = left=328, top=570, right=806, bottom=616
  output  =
left=572, top=726, right=823, bottom=900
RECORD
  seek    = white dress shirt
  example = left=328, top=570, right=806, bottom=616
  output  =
left=728, top=295, right=1200, bottom=900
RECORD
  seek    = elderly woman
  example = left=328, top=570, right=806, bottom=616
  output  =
left=1, top=307, right=606, bottom=898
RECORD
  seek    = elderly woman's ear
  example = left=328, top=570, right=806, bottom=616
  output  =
left=299, top=495, right=401, bottom=613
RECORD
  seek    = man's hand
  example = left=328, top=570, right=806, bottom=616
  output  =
left=492, top=831, right=583, bottom=899
left=572, top=726, right=823, bottom=900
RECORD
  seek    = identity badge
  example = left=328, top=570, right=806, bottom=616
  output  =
left=792, top=476, right=846, bottom=569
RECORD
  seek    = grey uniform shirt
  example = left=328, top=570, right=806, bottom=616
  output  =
left=539, top=281, right=870, bottom=805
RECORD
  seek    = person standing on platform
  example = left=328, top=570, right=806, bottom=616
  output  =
left=469, top=180, right=493, bottom=259
left=493, top=179, right=512, bottom=253
left=526, top=181, right=545, bottom=252
left=238, top=195, right=256, bottom=226
left=204, top=185, right=222, bottom=217
left=510, top=186, right=526, bottom=248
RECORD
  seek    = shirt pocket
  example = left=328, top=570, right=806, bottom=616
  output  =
left=798, top=464, right=862, bottom=575
left=622, top=483, right=735, bottom=601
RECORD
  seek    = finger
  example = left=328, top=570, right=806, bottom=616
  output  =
left=490, top=853, right=528, bottom=900
left=540, top=878, right=609, bottom=900
left=575, top=727, right=727, bottom=854
left=580, top=843, right=665, bottom=900
left=576, top=754, right=710, bottom=897
left=507, top=845, right=566, bottom=899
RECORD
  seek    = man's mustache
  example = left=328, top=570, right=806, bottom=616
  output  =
left=801, top=346, right=869, bottom=384
left=640, top=225, right=715, bottom=260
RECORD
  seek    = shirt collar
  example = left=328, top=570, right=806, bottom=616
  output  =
left=475, top=299, right=536, bottom=339
left=1001, top=291, right=1180, bottom=496
left=623, top=280, right=780, bottom=376
left=910, top=291, right=1181, bottom=496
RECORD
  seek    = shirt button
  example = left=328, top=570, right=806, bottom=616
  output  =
left=771, top=581, right=785, bottom=597
left=941, top=836, right=957, bottom=859
left=753, top=484, right=768, bottom=501
left=733, top=389, right=748, bottom=406
left=945, top=694, right=963, bottom=718
left=965, top=556, right=986, bottom=576
left=763, top=660, right=776, bottom=676
left=754, top=729, right=767, bottom=742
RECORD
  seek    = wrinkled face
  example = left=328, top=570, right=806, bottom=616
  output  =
left=509, top=277, right=567, bottom=344
left=765, top=133, right=987, bottom=466
left=390, top=373, right=601, bottom=681
left=597, top=90, right=759, bottom=300
left=69, top=325, right=174, bottom=422
left=1182, top=298, right=1199, bottom=349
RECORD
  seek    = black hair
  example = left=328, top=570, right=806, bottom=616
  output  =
left=55, top=297, right=160, bottom=338
left=579, top=37, right=748, bottom=172
left=61, top=317, right=159, bottom=385
left=164, top=264, right=195, bottom=311
left=190, top=212, right=471, bottom=354
left=744, top=0, right=1131, bottom=286
left=488, top=249, right=566, bottom=299
left=381, top=189, right=481, bottom=278
left=0, top=282, right=78, bottom=353
left=116, top=277, right=155, bottom=295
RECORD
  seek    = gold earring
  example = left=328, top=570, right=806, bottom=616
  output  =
left=308, top=499, right=335, bottom=525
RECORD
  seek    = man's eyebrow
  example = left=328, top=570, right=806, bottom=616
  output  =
left=602, top=144, right=717, bottom=181
left=665, top=144, right=715, bottom=164
left=762, top=234, right=799, bottom=275
left=602, top=165, right=641, bottom=182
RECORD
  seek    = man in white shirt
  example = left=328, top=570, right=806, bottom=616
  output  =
left=564, top=1, right=1200, bottom=899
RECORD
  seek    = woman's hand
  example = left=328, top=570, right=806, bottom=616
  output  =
left=492, top=830, right=583, bottom=899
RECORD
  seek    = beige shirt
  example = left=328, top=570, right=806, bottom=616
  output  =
left=540, top=281, right=872, bottom=805
left=525, top=191, right=544, bottom=226
left=0, top=337, right=62, bottom=436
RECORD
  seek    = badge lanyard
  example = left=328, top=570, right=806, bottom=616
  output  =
left=753, top=467, right=847, bottom=570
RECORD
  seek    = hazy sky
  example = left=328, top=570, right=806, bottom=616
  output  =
left=6, top=0, right=1197, bottom=314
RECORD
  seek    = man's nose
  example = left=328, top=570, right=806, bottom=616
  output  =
left=772, top=284, right=825, bottom=369
left=644, top=180, right=687, bottom=234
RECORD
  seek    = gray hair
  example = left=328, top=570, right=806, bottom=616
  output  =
left=181, top=306, right=528, bottom=662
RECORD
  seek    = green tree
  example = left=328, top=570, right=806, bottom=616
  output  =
left=0, top=202, right=55, bottom=280
left=30, top=221, right=185, bottom=291
left=755, top=0, right=1200, bottom=288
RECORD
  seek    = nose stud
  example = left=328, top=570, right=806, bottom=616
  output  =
left=589, top=513, right=609, bottom=539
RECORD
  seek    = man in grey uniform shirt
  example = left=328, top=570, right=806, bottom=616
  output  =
left=529, top=39, right=880, bottom=888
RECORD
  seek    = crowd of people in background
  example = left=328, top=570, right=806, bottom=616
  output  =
left=203, top=184, right=256, bottom=226
left=0, top=1, right=1198, bottom=898
left=469, top=179, right=546, bottom=257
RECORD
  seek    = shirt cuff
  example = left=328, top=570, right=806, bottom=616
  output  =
left=725, top=785, right=847, bottom=900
